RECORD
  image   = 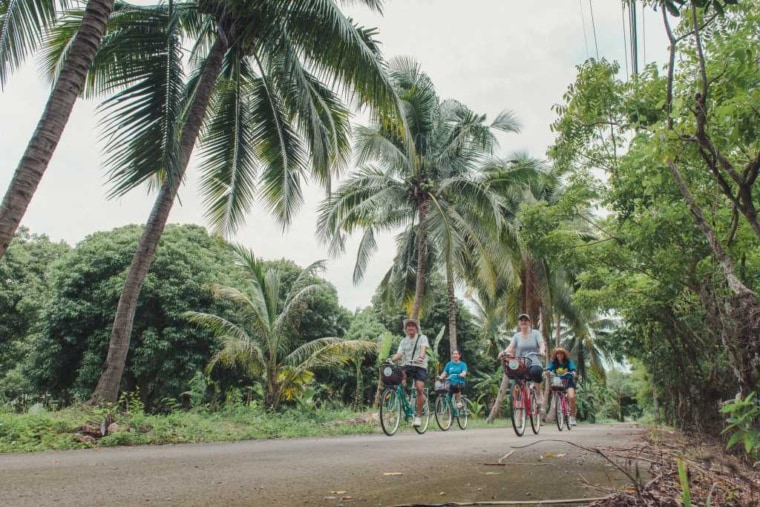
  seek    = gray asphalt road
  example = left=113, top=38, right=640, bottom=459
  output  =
left=0, top=423, right=644, bottom=506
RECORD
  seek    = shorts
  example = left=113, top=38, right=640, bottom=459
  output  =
left=448, top=383, right=464, bottom=394
left=403, top=365, right=428, bottom=382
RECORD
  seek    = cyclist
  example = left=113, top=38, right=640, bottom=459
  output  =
left=390, top=318, right=429, bottom=427
left=498, top=313, right=547, bottom=412
left=546, top=347, right=578, bottom=426
left=438, top=349, right=467, bottom=409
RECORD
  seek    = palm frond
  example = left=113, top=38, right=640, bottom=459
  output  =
left=198, top=61, right=258, bottom=237
left=245, top=69, right=308, bottom=226
left=0, top=0, right=64, bottom=87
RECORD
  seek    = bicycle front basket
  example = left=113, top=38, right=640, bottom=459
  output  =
left=380, top=364, right=403, bottom=385
left=550, top=375, right=569, bottom=391
left=503, top=357, right=530, bottom=379
left=434, top=379, right=450, bottom=392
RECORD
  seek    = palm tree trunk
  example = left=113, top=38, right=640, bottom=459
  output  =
left=0, top=0, right=116, bottom=258
left=446, top=259, right=458, bottom=354
left=410, top=200, right=429, bottom=320
left=486, top=374, right=509, bottom=423
left=353, top=358, right=364, bottom=410
left=89, top=38, right=227, bottom=404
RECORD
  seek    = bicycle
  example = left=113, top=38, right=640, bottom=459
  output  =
left=548, top=372, right=574, bottom=431
left=433, top=374, right=469, bottom=431
left=502, top=352, right=543, bottom=437
left=378, top=362, right=431, bottom=436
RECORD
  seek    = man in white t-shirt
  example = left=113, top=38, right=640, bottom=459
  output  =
left=390, top=318, right=429, bottom=427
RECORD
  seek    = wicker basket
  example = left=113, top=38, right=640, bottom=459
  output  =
left=550, top=375, right=569, bottom=391
left=380, top=364, right=404, bottom=385
left=503, top=357, right=530, bottom=379
left=434, top=379, right=450, bottom=392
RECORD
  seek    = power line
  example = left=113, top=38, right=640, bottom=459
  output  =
left=621, top=3, right=630, bottom=79
left=579, top=0, right=591, bottom=60
left=588, top=0, right=600, bottom=60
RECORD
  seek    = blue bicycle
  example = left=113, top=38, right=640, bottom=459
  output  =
left=433, top=374, right=469, bottom=431
left=379, top=362, right=430, bottom=436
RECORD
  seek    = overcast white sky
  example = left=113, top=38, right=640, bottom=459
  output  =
left=0, top=1, right=669, bottom=310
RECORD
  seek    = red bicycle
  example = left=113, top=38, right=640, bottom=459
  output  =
left=549, top=372, right=573, bottom=431
left=502, top=352, right=542, bottom=437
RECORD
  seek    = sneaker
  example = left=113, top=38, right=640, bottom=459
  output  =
left=412, top=417, right=422, bottom=427
left=569, top=416, right=577, bottom=426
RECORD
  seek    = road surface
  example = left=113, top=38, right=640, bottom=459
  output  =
left=0, top=422, right=644, bottom=506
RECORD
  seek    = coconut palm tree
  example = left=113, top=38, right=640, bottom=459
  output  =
left=318, top=57, right=523, bottom=333
left=0, top=0, right=122, bottom=258
left=41, top=0, right=398, bottom=403
left=185, top=246, right=377, bottom=410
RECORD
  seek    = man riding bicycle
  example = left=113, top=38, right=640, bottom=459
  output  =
left=546, top=347, right=578, bottom=426
left=390, top=318, right=429, bottom=427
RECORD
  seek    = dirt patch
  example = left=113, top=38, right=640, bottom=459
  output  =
left=589, top=428, right=760, bottom=506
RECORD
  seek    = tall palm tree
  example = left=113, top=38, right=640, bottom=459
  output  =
left=318, top=57, right=522, bottom=334
left=41, top=0, right=399, bottom=403
left=0, top=0, right=119, bottom=258
left=185, top=246, right=376, bottom=410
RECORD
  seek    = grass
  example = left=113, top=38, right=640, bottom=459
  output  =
left=0, top=403, right=518, bottom=453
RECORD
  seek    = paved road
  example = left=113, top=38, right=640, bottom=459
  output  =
left=0, top=423, right=644, bottom=506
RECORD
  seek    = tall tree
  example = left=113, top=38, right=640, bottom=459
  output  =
left=318, top=57, right=523, bottom=343
left=48, top=0, right=399, bottom=403
left=0, top=0, right=118, bottom=257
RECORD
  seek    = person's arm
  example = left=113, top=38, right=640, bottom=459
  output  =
left=537, top=332, right=547, bottom=357
left=390, top=341, right=403, bottom=363
left=439, top=362, right=449, bottom=379
left=547, top=360, right=555, bottom=372
left=460, top=363, right=467, bottom=378
left=417, top=344, right=427, bottom=363
left=499, top=335, right=516, bottom=358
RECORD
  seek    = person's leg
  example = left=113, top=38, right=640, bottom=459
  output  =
left=453, top=385, right=462, bottom=407
left=568, top=387, right=576, bottom=416
left=415, top=378, right=425, bottom=416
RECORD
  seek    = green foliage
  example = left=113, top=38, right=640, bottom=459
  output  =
left=720, top=393, right=760, bottom=461
left=186, top=246, right=376, bottom=411
left=0, top=228, right=69, bottom=400
left=548, top=0, right=760, bottom=433
left=677, top=459, right=692, bottom=507
left=19, top=225, right=243, bottom=409
left=0, top=404, right=378, bottom=453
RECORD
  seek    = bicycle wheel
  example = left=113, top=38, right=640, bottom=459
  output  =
left=379, top=387, right=401, bottom=436
left=414, top=391, right=430, bottom=434
left=564, top=396, right=572, bottom=431
left=510, top=383, right=526, bottom=436
left=435, top=396, right=452, bottom=431
left=456, top=397, right=469, bottom=430
left=529, top=387, right=541, bottom=434
left=555, top=393, right=564, bottom=431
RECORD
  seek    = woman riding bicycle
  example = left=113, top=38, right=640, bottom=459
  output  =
left=438, top=349, right=467, bottom=409
left=546, top=347, right=578, bottom=426
left=498, top=314, right=547, bottom=411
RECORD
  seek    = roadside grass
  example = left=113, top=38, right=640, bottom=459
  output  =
left=0, top=405, right=379, bottom=453
left=0, top=403, right=517, bottom=453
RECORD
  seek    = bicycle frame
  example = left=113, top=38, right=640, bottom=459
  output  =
left=433, top=388, right=469, bottom=431
left=549, top=373, right=572, bottom=431
left=379, top=377, right=430, bottom=436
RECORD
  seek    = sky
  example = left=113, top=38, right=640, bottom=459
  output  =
left=0, top=0, right=669, bottom=311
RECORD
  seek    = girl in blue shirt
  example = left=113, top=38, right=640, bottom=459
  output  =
left=438, top=350, right=467, bottom=408
left=546, top=347, right=578, bottom=426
